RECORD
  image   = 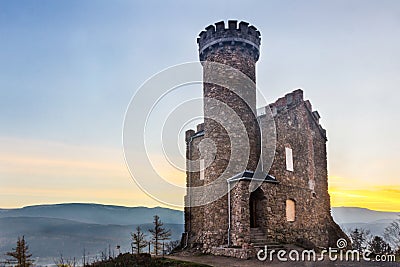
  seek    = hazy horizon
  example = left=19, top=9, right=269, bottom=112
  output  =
left=1, top=202, right=399, bottom=214
left=1, top=0, right=399, bottom=212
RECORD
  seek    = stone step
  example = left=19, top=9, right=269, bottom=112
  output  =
left=250, top=239, right=269, bottom=244
left=251, top=233, right=264, bottom=236
left=252, top=243, right=286, bottom=250
left=250, top=238, right=271, bottom=243
left=251, top=236, right=266, bottom=240
left=250, top=228, right=281, bottom=250
left=251, top=243, right=286, bottom=249
left=251, top=233, right=266, bottom=237
left=251, top=232, right=267, bottom=236
left=252, top=242, right=283, bottom=246
left=250, top=231, right=265, bottom=235
left=251, top=236, right=268, bottom=240
left=251, top=232, right=264, bottom=236
left=250, top=228, right=270, bottom=245
left=250, top=233, right=266, bottom=236
left=250, top=233, right=266, bottom=237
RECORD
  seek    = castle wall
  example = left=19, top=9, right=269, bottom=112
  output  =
left=184, top=129, right=205, bottom=246
left=183, top=20, right=348, bottom=254
left=256, top=89, right=345, bottom=247
left=185, top=89, right=349, bottom=251
left=230, top=181, right=251, bottom=247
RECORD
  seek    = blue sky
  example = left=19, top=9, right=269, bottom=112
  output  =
left=0, top=0, right=399, bottom=210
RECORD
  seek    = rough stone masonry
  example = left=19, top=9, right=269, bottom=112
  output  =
left=183, top=20, right=349, bottom=259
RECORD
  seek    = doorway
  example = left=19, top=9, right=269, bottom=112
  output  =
left=249, top=187, right=265, bottom=228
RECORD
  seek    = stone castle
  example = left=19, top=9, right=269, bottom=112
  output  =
left=183, top=20, right=348, bottom=258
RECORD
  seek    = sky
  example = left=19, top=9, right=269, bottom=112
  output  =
left=0, top=0, right=399, bottom=211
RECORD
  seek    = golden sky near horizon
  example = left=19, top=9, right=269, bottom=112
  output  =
left=1, top=1, right=399, bottom=213
left=0, top=136, right=399, bottom=212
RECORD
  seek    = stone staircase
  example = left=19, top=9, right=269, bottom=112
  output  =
left=250, top=227, right=286, bottom=252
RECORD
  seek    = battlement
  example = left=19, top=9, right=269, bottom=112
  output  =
left=185, top=123, right=205, bottom=143
left=259, top=89, right=327, bottom=139
left=270, top=89, right=304, bottom=112
left=197, top=20, right=261, bottom=61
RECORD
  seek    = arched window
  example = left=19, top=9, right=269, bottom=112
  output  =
left=286, top=199, right=296, bottom=222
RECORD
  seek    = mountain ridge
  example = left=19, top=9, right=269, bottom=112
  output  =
left=331, top=207, right=400, bottom=224
left=1, top=203, right=399, bottom=265
left=0, top=203, right=184, bottom=225
left=0, top=216, right=184, bottom=265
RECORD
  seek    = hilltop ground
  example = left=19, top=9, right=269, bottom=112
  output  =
left=167, top=254, right=400, bottom=267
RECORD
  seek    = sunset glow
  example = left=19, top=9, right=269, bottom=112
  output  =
left=1, top=135, right=399, bottom=212
left=1, top=1, right=399, bottom=213
left=329, top=176, right=400, bottom=212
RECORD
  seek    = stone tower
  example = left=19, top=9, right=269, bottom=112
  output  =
left=198, top=20, right=262, bottom=248
left=184, top=20, right=349, bottom=258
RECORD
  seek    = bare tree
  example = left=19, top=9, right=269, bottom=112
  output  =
left=148, top=215, right=171, bottom=255
left=54, top=253, right=76, bottom=267
left=368, top=236, right=392, bottom=255
left=82, top=248, right=87, bottom=267
left=100, top=249, right=107, bottom=261
left=384, top=216, right=400, bottom=251
left=54, top=253, right=65, bottom=267
left=349, top=228, right=371, bottom=252
left=131, top=226, right=147, bottom=254
left=165, top=240, right=180, bottom=254
left=6, top=236, right=33, bottom=267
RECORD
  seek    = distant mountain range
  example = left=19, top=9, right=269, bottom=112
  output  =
left=0, top=204, right=184, bottom=266
left=0, top=203, right=398, bottom=266
left=0, top=203, right=183, bottom=225
left=332, top=207, right=400, bottom=237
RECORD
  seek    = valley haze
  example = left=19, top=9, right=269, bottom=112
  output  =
left=0, top=203, right=398, bottom=265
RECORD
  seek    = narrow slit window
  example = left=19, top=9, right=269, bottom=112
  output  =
left=285, top=147, right=293, bottom=172
left=200, top=159, right=205, bottom=180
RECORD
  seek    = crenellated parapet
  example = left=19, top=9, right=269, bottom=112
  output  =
left=258, top=89, right=327, bottom=140
left=197, top=20, right=261, bottom=61
left=185, top=20, right=349, bottom=254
